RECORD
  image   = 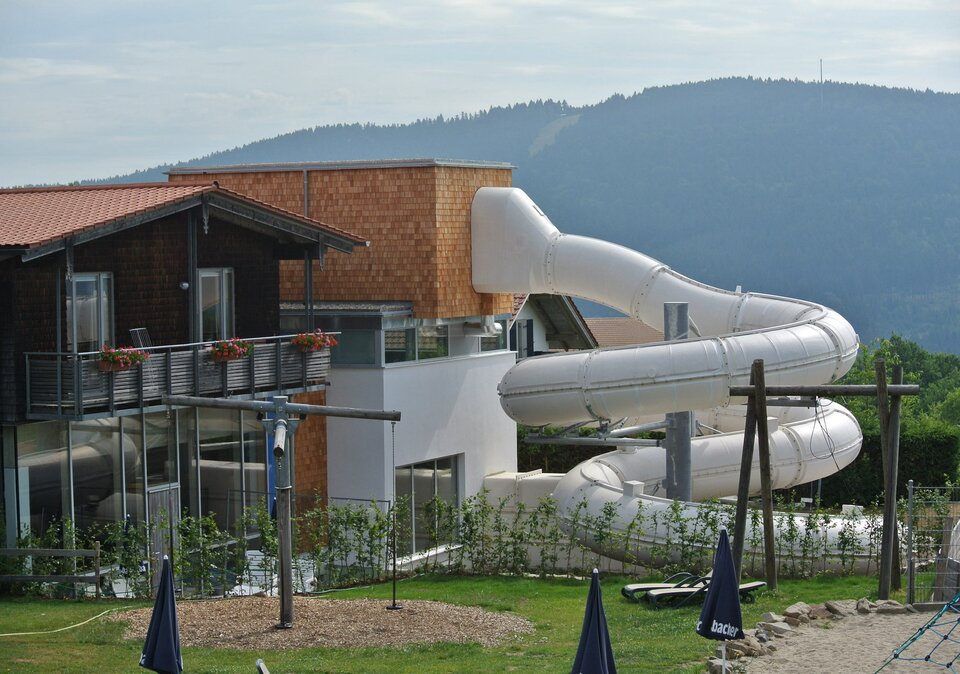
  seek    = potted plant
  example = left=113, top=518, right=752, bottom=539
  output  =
left=98, top=344, right=149, bottom=372
left=290, top=329, right=338, bottom=352
left=211, top=337, right=254, bottom=362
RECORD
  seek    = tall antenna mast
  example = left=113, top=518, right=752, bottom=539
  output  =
left=820, top=58, right=824, bottom=109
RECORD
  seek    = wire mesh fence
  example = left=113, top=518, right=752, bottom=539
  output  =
left=906, top=481, right=960, bottom=606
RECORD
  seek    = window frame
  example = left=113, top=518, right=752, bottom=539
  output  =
left=197, top=268, right=235, bottom=341
left=67, top=271, right=114, bottom=353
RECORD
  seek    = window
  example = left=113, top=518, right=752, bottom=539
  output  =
left=330, top=330, right=377, bottom=365
left=416, top=325, right=448, bottom=360
left=480, top=320, right=508, bottom=352
left=385, top=328, right=416, bottom=363
left=394, top=455, right=459, bottom=554
left=384, top=325, right=449, bottom=363
left=198, top=268, right=235, bottom=341
left=67, top=272, right=113, bottom=352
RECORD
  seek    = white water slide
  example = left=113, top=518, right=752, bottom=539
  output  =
left=473, top=187, right=874, bottom=572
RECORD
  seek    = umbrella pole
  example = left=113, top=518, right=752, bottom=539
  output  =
left=722, top=641, right=727, bottom=672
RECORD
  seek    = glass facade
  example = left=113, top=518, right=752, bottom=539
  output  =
left=394, top=455, right=460, bottom=554
left=384, top=328, right=416, bottom=363
left=384, top=325, right=450, bottom=363
left=71, top=417, right=123, bottom=532
left=16, top=421, right=69, bottom=537
left=12, top=410, right=268, bottom=545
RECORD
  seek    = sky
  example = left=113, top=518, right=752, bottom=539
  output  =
left=1, top=0, right=958, bottom=187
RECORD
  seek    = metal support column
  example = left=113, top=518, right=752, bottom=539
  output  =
left=664, top=302, right=692, bottom=501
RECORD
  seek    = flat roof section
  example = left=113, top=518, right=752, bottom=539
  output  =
left=168, top=158, right=515, bottom=176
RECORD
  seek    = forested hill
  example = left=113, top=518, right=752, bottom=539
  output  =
left=105, top=78, right=960, bottom=354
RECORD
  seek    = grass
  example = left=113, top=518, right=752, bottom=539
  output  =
left=0, top=573, right=903, bottom=673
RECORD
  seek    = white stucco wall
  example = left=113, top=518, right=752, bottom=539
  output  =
left=325, top=351, right=518, bottom=503
left=515, top=304, right=551, bottom=353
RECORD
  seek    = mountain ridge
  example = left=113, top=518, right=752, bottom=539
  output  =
left=97, top=78, right=960, bottom=354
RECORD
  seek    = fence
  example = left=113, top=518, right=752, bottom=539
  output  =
left=906, top=481, right=960, bottom=606
left=0, top=542, right=105, bottom=599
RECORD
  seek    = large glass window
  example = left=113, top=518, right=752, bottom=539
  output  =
left=197, top=408, right=243, bottom=532
left=394, top=455, right=459, bottom=554
left=384, top=326, right=449, bottom=363
left=198, top=268, right=234, bottom=341
left=417, top=325, right=448, bottom=360
left=480, top=320, right=508, bottom=352
left=67, top=272, right=113, bottom=352
left=385, top=328, right=415, bottom=363
left=242, top=413, right=267, bottom=518
left=330, top=330, right=377, bottom=365
left=71, top=418, right=123, bottom=532
left=17, top=421, right=70, bottom=537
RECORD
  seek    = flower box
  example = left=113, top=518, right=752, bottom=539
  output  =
left=98, top=344, right=149, bottom=372
left=97, top=360, right=130, bottom=372
left=210, top=337, right=253, bottom=362
left=290, top=329, right=337, bottom=352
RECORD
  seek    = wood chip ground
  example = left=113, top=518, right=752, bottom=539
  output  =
left=111, top=596, right=534, bottom=650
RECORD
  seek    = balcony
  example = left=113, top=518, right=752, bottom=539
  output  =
left=25, top=335, right=332, bottom=421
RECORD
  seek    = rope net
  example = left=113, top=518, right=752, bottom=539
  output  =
left=878, top=592, right=960, bottom=672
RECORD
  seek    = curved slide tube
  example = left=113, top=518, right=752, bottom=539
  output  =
left=473, top=187, right=874, bottom=571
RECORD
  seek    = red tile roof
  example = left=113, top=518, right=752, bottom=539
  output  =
left=0, top=182, right=367, bottom=250
left=585, top=317, right=663, bottom=347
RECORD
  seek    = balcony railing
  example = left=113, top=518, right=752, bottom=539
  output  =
left=25, top=335, right=333, bottom=420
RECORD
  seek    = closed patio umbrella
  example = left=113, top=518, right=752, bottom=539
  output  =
left=696, top=529, right=744, bottom=670
left=140, top=556, right=183, bottom=674
left=572, top=568, right=617, bottom=674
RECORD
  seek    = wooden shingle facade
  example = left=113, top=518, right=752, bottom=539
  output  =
left=169, top=160, right=515, bottom=320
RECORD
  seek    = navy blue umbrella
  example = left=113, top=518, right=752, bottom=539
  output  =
left=571, top=568, right=617, bottom=674
left=696, top=529, right=744, bottom=668
left=140, top=556, right=183, bottom=674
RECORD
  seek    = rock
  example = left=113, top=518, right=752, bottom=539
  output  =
left=762, top=611, right=786, bottom=623
left=876, top=600, right=908, bottom=615
left=825, top=599, right=858, bottom=616
left=783, top=601, right=811, bottom=619
left=856, top=598, right=873, bottom=614
left=707, top=656, right=736, bottom=673
left=808, top=604, right=833, bottom=620
left=759, top=621, right=793, bottom=636
left=783, top=616, right=803, bottom=627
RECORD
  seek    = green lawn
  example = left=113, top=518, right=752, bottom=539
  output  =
left=0, top=573, right=899, bottom=673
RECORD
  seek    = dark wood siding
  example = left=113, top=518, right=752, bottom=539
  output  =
left=2, top=210, right=283, bottom=423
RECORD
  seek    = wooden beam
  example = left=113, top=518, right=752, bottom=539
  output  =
left=753, top=360, right=778, bottom=591
left=730, top=384, right=919, bottom=397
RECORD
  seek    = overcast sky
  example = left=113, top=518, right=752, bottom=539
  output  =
left=1, top=0, right=957, bottom=187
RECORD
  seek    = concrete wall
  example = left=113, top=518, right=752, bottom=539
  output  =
left=325, top=351, right=517, bottom=503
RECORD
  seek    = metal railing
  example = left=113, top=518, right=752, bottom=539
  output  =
left=25, top=334, right=333, bottom=420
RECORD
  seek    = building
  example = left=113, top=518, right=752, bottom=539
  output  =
left=167, top=159, right=521, bottom=553
left=1, top=160, right=600, bottom=559
left=510, top=293, right=597, bottom=357
left=0, top=182, right=366, bottom=550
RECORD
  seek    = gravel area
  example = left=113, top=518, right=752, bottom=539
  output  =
left=111, top=596, right=534, bottom=650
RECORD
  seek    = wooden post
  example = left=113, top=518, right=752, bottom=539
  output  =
left=879, top=366, right=903, bottom=599
left=94, top=540, right=101, bottom=600
left=890, top=366, right=904, bottom=591
left=753, top=360, right=778, bottom=591
left=732, top=369, right=758, bottom=581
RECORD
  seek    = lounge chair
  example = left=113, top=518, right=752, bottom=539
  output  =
left=620, top=572, right=709, bottom=603
left=256, top=659, right=271, bottom=674
left=645, top=579, right=767, bottom=609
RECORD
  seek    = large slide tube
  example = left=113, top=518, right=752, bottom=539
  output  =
left=473, top=187, right=871, bottom=570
